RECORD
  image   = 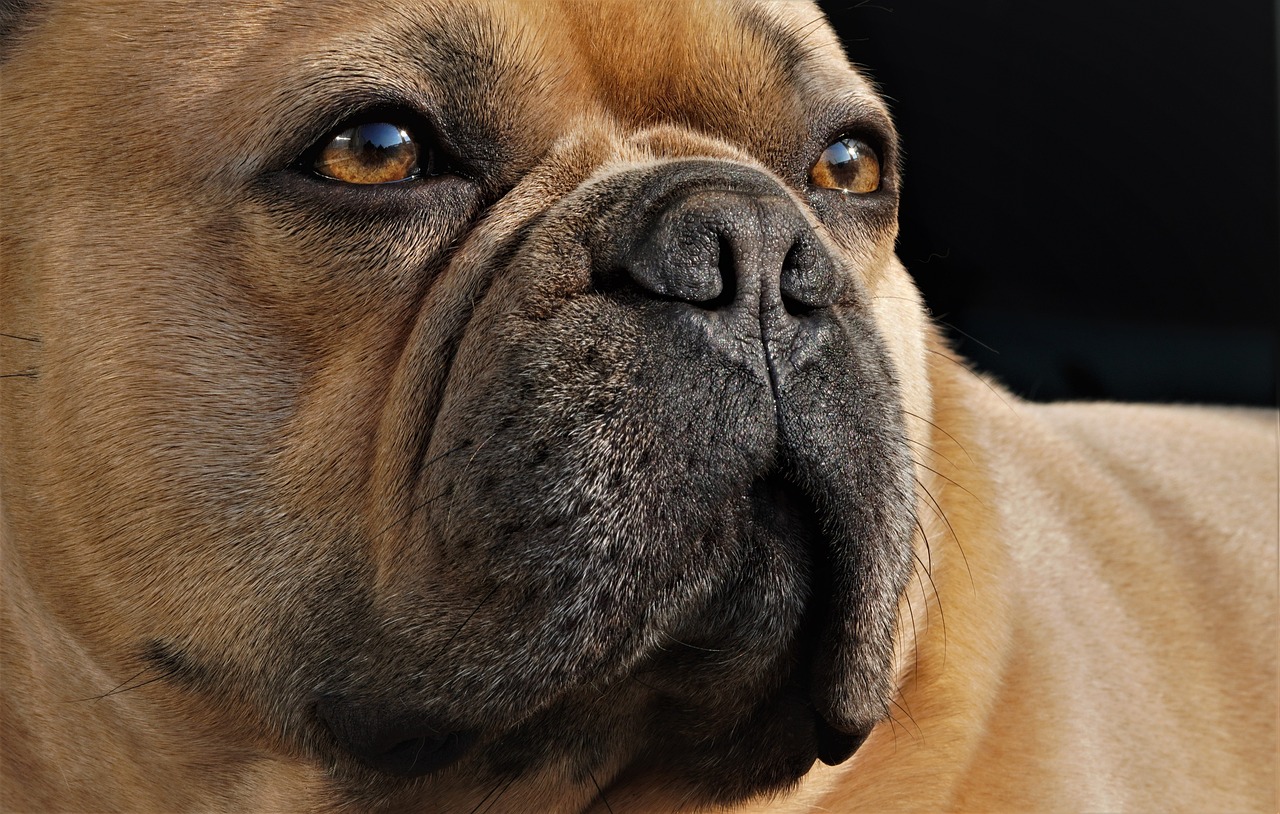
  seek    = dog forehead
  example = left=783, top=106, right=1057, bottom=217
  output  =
left=36, top=0, right=871, bottom=133
left=536, top=0, right=864, bottom=111
left=285, top=0, right=875, bottom=125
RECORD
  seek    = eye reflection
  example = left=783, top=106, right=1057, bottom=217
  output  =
left=314, top=121, right=424, bottom=184
left=810, top=137, right=881, bottom=194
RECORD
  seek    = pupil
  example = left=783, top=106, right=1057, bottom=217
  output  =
left=826, top=140, right=854, bottom=167
left=357, top=122, right=410, bottom=152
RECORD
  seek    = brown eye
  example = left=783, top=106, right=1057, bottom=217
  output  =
left=313, top=121, right=424, bottom=184
left=810, top=137, right=881, bottom=194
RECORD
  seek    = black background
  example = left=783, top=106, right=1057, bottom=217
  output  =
left=819, top=1, right=1278, bottom=405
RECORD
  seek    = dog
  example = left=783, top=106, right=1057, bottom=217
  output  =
left=1, top=0, right=1275, bottom=811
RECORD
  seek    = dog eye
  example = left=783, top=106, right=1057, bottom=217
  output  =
left=312, top=120, right=429, bottom=184
left=810, top=137, right=881, bottom=194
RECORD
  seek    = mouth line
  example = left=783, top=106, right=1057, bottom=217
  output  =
left=634, top=469, right=869, bottom=767
left=759, top=471, right=872, bottom=766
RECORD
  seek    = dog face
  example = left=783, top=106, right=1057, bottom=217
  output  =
left=1, top=0, right=935, bottom=808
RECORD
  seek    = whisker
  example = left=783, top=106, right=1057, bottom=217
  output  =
left=911, top=497, right=933, bottom=574
left=442, top=430, right=501, bottom=544
left=587, top=766, right=616, bottom=814
left=469, top=773, right=518, bottom=814
left=913, top=459, right=983, bottom=506
left=374, top=487, right=455, bottom=540
left=905, top=436, right=960, bottom=471
left=868, top=294, right=923, bottom=304
left=885, top=713, right=902, bottom=752
left=914, top=475, right=976, bottom=593
left=925, top=348, right=1015, bottom=412
left=660, top=633, right=725, bottom=653
left=371, top=441, right=476, bottom=539
left=67, top=667, right=165, bottom=703
left=901, top=409, right=974, bottom=464
left=889, top=696, right=923, bottom=742
left=909, top=525, right=946, bottom=661
left=421, top=585, right=500, bottom=675
left=935, top=320, right=1001, bottom=356
left=466, top=778, right=506, bottom=814
left=899, top=579, right=921, bottom=681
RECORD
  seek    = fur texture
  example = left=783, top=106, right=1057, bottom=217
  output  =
left=1, top=1, right=1275, bottom=812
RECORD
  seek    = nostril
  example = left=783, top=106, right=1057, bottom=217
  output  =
left=778, top=231, right=838, bottom=315
left=814, top=720, right=871, bottom=767
left=701, top=232, right=738, bottom=310
left=779, top=243, right=816, bottom=317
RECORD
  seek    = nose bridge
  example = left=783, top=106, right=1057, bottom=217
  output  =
left=738, top=194, right=808, bottom=303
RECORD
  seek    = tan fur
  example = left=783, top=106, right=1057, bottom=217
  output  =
left=2, top=1, right=1276, bottom=811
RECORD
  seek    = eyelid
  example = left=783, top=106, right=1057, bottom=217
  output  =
left=824, top=125, right=890, bottom=167
left=805, top=101, right=897, bottom=174
left=297, top=105, right=433, bottom=166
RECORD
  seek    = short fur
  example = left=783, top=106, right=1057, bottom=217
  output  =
left=1, top=1, right=1275, bottom=812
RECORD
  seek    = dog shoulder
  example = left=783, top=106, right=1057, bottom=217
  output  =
left=950, top=399, right=1278, bottom=811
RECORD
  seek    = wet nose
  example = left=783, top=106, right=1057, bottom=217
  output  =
left=625, top=186, right=839, bottom=317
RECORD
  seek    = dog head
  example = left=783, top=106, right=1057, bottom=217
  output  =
left=1, top=0, right=934, bottom=808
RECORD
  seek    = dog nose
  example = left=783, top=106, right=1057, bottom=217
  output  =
left=625, top=187, right=839, bottom=316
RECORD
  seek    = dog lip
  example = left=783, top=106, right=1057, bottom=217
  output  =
left=313, top=695, right=474, bottom=778
left=742, top=472, right=873, bottom=769
left=813, top=718, right=871, bottom=766
left=763, top=473, right=874, bottom=768
left=365, top=731, right=473, bottom=778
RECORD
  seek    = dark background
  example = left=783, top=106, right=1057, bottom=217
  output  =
left=819, top=1, right=1278, bottom=405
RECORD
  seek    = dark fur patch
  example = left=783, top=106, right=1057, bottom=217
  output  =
left=0, top=0, right=39, bottom=56
left=140, top=639, right=210, bottom=689
left=732, top=0, right=811, bottom=79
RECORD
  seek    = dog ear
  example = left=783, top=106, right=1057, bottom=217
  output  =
left=0, top=0, right=40, bottom=56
